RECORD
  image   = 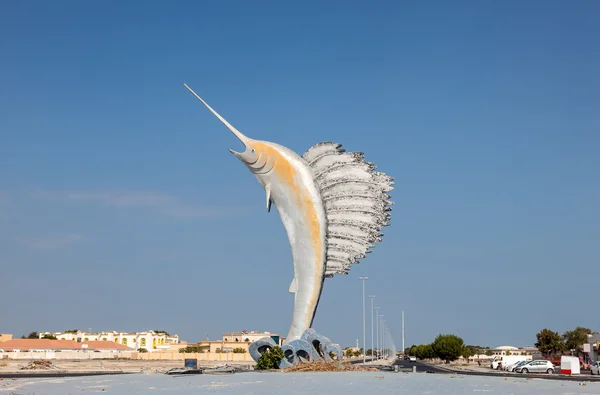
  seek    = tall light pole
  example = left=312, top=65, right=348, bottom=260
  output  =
left=380, top=315, right=384, bottom=360
left=381, top=322, right=385, bottom=359
left=359, top=277, right=368, bottom=363
left=383, top=323, right=387, bottom=359
left=402, top=311, right=405, bottom=355
left=374, top=307, right=380, bottom=360
left=368, top=295, right=375, bottom=361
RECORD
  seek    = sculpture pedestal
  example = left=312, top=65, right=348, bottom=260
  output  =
left=249, top=328, right=343, bottom=368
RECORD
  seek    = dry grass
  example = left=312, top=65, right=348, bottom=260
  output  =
left=283, top=360, right=379, bottom=372
left=20, top=360, right=55, bottom=370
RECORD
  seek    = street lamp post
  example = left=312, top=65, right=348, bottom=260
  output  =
left=381, top=316, right=385, bottom=359
left=374, top=307, right=380, bottom=360
left=359, top=277, right=368, bottom=363
left=368, top=295, right=375, bottom=361
left=380, top=315, right=384, bottom=360
left=384, top=324, right=387, bottom=359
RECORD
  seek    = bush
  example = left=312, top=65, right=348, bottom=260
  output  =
left=178, top=346, right=204, bottom=353
left=256, top=346, right=284, bottom=370
left=233, top=347, right=247, bottom=354
left=137, top=348, right=148, bottom=353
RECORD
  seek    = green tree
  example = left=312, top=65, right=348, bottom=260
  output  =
left=154, top=330, right=171, bottom=336
left=535, top=329, right=566, bottom=357
left=563, top=327, right=592, bottom=351
left=137, top=348, right=148, bottom=353
left=233, top=347, right=247, bottom=354
left=256, top=346, right=284, bottom=370
left=64, top=329, right=79, bottom=334
left=408, top=345, right=418, bottom=356
left=42, top=334, right=57, bottom=340
left=23, top=332, right=39, bottom=339
left=485, top=349, right=494, bottom=356
left=415, top=344, right=435, bottom=359
left=461, top=345, right=475, bottom=360
left=432, top=334, right=464, bottom=363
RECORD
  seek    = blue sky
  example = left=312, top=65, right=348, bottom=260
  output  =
left=1, top=0, right=598, bottom=349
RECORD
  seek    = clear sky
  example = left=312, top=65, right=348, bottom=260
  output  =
left=1, top=0, right=598, bottom=349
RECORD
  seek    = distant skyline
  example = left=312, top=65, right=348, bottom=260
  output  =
left=1, top=0, right=599, bottom=349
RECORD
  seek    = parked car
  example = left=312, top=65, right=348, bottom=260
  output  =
left=515, top=360, right=555, bottom=374
left=409, top=356, right=417, bottom=362
left=505, top=360, right=529, bottom=372
left=491, top=355, right=529, bottom=370
left=591, top=361, right=600, bottom=375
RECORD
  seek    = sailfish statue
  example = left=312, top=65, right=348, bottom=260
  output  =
left=184, top=84, right=394, bottom=367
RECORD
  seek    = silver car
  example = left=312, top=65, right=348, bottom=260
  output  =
left=506, top=360, right=529, bottom=372
left=515, top=360, right=555, bottom=374
left=591, top=361, right=600, bottom=375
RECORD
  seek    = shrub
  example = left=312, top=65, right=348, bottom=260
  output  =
left=233, top=347, right=247, bottom=354
left=178, top=346, right=204, bottom=353
left=256, top=346, right=284, bottom=370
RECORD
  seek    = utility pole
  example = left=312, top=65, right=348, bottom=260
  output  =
left=380, top=315, right=384, bottom=360
left=402, top=310, right=405, bottom=355
left=374, top=307, right=380, bottom=360
left=368, top=295, right=375, bottom=361
left=382, top=323, right=385, bottom=359
left=359, top=277, right=368, bottom=363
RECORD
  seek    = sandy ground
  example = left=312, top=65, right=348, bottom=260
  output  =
left=0, top=359, right=255, bottom=374
left=0, top=357, right=394, bottom=374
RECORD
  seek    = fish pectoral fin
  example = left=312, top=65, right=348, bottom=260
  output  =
left=289, top=277, right=297, bottom=293
left=266, top=183, right=272, bottom=212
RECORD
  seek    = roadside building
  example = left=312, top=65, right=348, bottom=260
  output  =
left=583, top=333, right=600, bottom=362
left=181, top=330, right=285, bottom=355
left=222, top=331, right=283, bottom=347
left=0, top=339, right=133, bottom=352
left=0, top=334, right=12, bottom=342
left=37, top=330, right=179, bottom=352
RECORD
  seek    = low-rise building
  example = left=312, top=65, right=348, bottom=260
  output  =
left=582, top=333, right=600, bottom=362
left=0, top=334, right=12, bottom=343
left=222, top=331, right=283, bottom=347
left=182, top=330, right=285, bottom=354
left=37, top=330, right=180, bottom=352
left=0, top=339, right=133, bottom=352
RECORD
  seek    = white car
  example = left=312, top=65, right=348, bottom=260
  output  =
left=409, top=356, right=417, bottom=362
left=591, top=361, right=600, bottom=375
left=515, top=360, right=555, bottom=374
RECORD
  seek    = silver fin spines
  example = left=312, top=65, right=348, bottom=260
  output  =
left=303, top=141, right=394, bottom=277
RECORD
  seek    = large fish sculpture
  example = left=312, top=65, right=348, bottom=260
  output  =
left=184, top=84, right=393, bottom=365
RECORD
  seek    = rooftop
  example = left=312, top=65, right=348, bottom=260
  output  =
left=0, top=339, right=134, bottom=351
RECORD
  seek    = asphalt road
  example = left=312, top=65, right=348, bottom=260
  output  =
left=391, top=359, right=448, bottom=373
left=390, top=358, right=600, bottom=382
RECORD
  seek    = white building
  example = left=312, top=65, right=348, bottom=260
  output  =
left=38, top=330, right=179, bottom=352
left=222, top=330, right=284, bottom=346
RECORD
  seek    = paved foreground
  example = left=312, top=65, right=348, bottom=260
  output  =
left=2, top=371, right=600, bottom=395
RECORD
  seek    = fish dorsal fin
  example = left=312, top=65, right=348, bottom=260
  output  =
left=289, top=277, right=297, bottom=293
left=302, top=142, right=394, bottom=277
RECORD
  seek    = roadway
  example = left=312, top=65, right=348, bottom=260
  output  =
left=391, top=359, right=448, bottom=373
left=389, top=358, right=600, bottom=382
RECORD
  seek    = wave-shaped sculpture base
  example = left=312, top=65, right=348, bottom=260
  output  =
left=249, top=328, right=343, bottom=368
